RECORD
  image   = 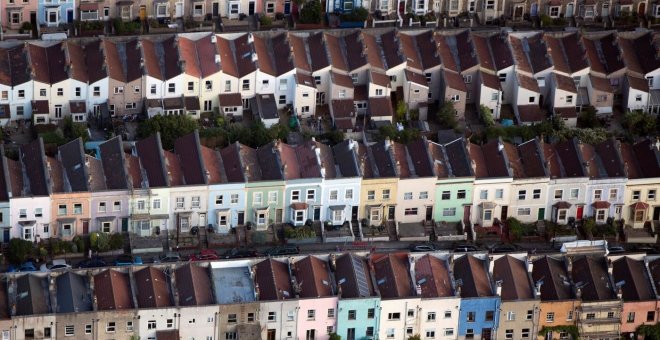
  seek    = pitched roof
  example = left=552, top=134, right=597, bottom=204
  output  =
left=618, top=31, right=660, bottom=75
left=612, top=257, right=655, bottom=302
left=571, top=256, right=616, bottom=301
left=141, top=37, right=182, bottom=81
left=493, top=256, right=534, bottom=301
left=554, top=138, right=587, bottom=178
left=174, top=131, right=207, bottom=185
left=369, top=142, right=397, bottom=178
left=216, top=34, right=257, bottom=78
left=544, top=32, right=589, bottom=74
left=518, top=139, right=548, bottom=178
left=415, top=255, right=453, bottom=298
left=532, top=255, right=574, bottom=301
left=177, top=34, right=221, bottom=78
left=20, top=138, right=50, bottom=196
left=406, top=139, right=435, bottom=177
left=0, top=151, right=10, bottom=202
left=362, top=29, right=403, bottom=71
left=175, top=263, right=215, bottom=306
left=134, top=266, right=173, bottom=308
left=594, top=138, right=626, bottom=178
left=103, top=38, right=143, bottom=83
left=16, top=275, right=50, bottom=316
left=454, top=255, right=493, bottom=298
left=648, top=258, right=660, bottom=295
left=99, top=136, right=129, bottom=190
left=289, top=32, right=330, bottom=73
left=64, top=41, right=88, bottom=83
left=468, top=139, right=510, bottom=178
left=632, top=138, right=660, bottom=178
left=332, top=140, right=361, bottom=178
left=582, top=32, right=625, bottom=76
left=252, top=32, right=294, bottom=77
left=509, top=33, right=552, bottom=74
left=56, top=272, right=93, bottom=313
left=59, top=138, right=89, bottom=192
left=554, top=73, right=577, bottom=93
left=136, top=133, right=169, bottom=188
left=163, top=150, right=184, bottom=186
left=443, top=70, right=467, bottom=92
left=275, top=141, right=300, bottom=180
left=220, top=142, right=247, bottom=183
left=255, top=259, right=293, bottom=301
left=294, top=140, right=323, bottom=179
left=325, top=30, right=367, bottom=72
left=94, top=269, right=134, bottom=310
left=517, top=73, right=540, bottom=92
left=0, top=44, right=30, bottom=86
left=442, top=137, right=473, bottom=177
left=372, top=253, right=413, bottom=298
left=28, top=42, right=67, bottom=84
left=628, top=75, right=650, bottom=92
left=293, top=256, right=334, bottom=298
left=399, top=30, right=441, bottom=72
left=334, top=253, right=375, bottom=298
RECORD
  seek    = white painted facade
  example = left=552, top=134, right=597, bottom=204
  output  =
left=87, top=77, right=109, bottom=117
left=546, top=177, right=589, bottom=224
left=169, top=185, right=210, bottom=231
left=10, top=196, right=52, bottom=241
left=293, top=82, right=318, bottom=119
left=0, top=80, right=33, bottom=122
left=512, top=81, right=541, bottom=107
left=259, top=300, right=300, bottom=340
left=478, top=82, right=503, bottom=119
left=321, top=177, right=361, bottom=225
left=549, top=85, right=577, bottom=110
left=128, top=188, right=171, bottom=235
left=498, top=65, right=516, bottom=104
left=471, top=178, right=513, bottom=227
left=378, top=298, right=422, bottom=340
left=585, top=178, right=626, bottom=223
left=624, top=86, right=650, bottom=112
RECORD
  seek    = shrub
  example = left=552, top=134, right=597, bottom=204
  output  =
left=284, top=225, right=316, bottom=239
left=622, top=110, right=657, bottom=136
left=109, top=233, right=124, bottom=250
left=341, top=7, right=368, bottom=21
left=8, top=239, right=34, bottom=264
left=479, top=104, right=495, bottom=128
left=436, top=101, right=458, bottom=129
left=259, top=15, right=273, bottom=26
left=540, top=14, right=553, bottom=26
left=507, top=217, right=523, bottom=241
left=299, top=0, right=322, bottom=23
left=275, top=12, right=285, bottom=20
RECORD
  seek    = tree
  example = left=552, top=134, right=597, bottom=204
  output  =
left=8, top=238, right=34, bottom=264
left=408, top=335, right=422, bottom=340
left=637, top=323, right=660, bottom=339
left=623, top=110, right=657, bottom=136
left=328, top=333, right=342, bottom=340
left=90, top=232, right=110, bottom=252
left=299, top=0, right=322, bottom=23
left=396, top=100, right=407, bottom=122
left=62, top=116, right=90, bottom=143
left=137, top=114, right=199, bottom=150
left=436, top=101, right=458, bottom=129
left=479, top=104, right=495, bottom=128
left=577, top=106, right=600, bottom=128
left=506, top=217, right=524, bottom=241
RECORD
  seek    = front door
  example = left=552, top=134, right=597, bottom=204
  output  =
left=482, top=328, right=492, bottom=340
left=199, top=213, right=206, bottom=228
left=531, top=3, right=538, bottom=16
left=576, top=205, right=584, bottom=220
left=175, top=2, right=184, bottom=17
left=237, top=211, right=245, bottom=225
left=425, top=206, right=433, bottom=221
left=313, top=206, right=321, bottom=221
left=538, top=208, right=545, bottom=221
left=275, top=209, right=283, bottom=223
left=82, top=220, right=89, bottom=234
left=602, top=2, right=609, bottom=16
left=30, top=12, right=38, bottom=38
left=213, top=2, right=219, bottom=16
left=284, top=0, right=291, bottom=14
left=653, top=207, right=660, bottom=220
left=248, top=1, right=255, bottom=15
left=464, top=205, right=471, bottom=224
left=501, top=205, right=508, bottom=221
left=638, top=2, right=646, bottom=15
left=566, top=3, right=574, bottom=16
left=67, top=9, right=73, bottom=23
left=267, top=330, right=276, bottom=340
left=351, top=206, right=358, bottom=220
left=347, top=328, right=356, bottom=340
left=316, top=92, right=326, bottom=105
left=387, top=206, right=395, bottom=220
left=2, top=229, right=9, bottom=243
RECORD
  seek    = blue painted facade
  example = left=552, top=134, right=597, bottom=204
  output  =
left=327, top=0, right=364, bottom=13
left=335, top=297, right=381, bottom=340
left=457, top=297, right=501, bottom=338
left=38, top=0, right=75, bottom=26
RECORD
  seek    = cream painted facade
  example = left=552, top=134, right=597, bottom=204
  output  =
left=395, top=177, right=436, bottom=223
left=623, top=177, right=660, bottom=228
left=471, top=178, right=513, bottom=227
left=360, top=178, right=399, bottom=226
left=509, top=177, right=550, bottom=223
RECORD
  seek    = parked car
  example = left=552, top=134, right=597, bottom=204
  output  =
left=40, top=259, right=71, bottom=272
left=155, top=252, right=181, bottom=263
left=453, top=244, right=479, bottom=252
left=8, top=261, right=38, bottom=272
left=607, top=246, right=625, bottom=254
left=189, top=249, right=220, bottom=262
left=263, top=246, right=300, bottom=257
left=489, top=243, right=522, bottom=254
left=114, top=255, right=143, bottom=266
left=221, top=247, right=260, bottom=259
left=409, top=243, right=438, bottom=252
left=77, top=257, right=107, bottom=268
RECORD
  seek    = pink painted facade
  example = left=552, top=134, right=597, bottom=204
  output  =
left=50, top=192, right=92, bottom=240
left=296, top=297, right=339, bottom=340
left=255, top=0, right=285, bottom=14
left=620, top=300, right=658, bottom=334
left=1, top=0, right=38, bottom=33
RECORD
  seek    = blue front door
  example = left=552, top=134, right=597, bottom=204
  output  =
left=284, top=1, right=291, bottom=14
left=3, top=229, right=9, bottom=243
left=67, top=10, right=73, bottom=23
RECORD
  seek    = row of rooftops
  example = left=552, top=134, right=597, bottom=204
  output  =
left=3, top=252, right=659, bottom=318
left=1, top=131, right=657, bottom=201
left=0, top=28, right=657, bottom=87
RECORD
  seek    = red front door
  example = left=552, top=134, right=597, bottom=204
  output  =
left=576, top=205, right=584, bottom=220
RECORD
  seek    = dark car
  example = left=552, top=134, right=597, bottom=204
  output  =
left=155, top=252, right=181, bottom=263
left=221, top=247, right=260, bottom=259
left=607, top=246, right=625, bottom=254
left=77, top=257, right=107, bottom=268
left=189, top=249, right=220, bottom=262
left=409, top=243, right=438, bottom=252
left=453, top=244, right=479, bottom=253
left=8, top=262, right=38, bottom=272
left=114, top=255, right=143, bottom=266
left=490, top=243, right=521, bottom=254
left=263, top=246, right=300, bottom=257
